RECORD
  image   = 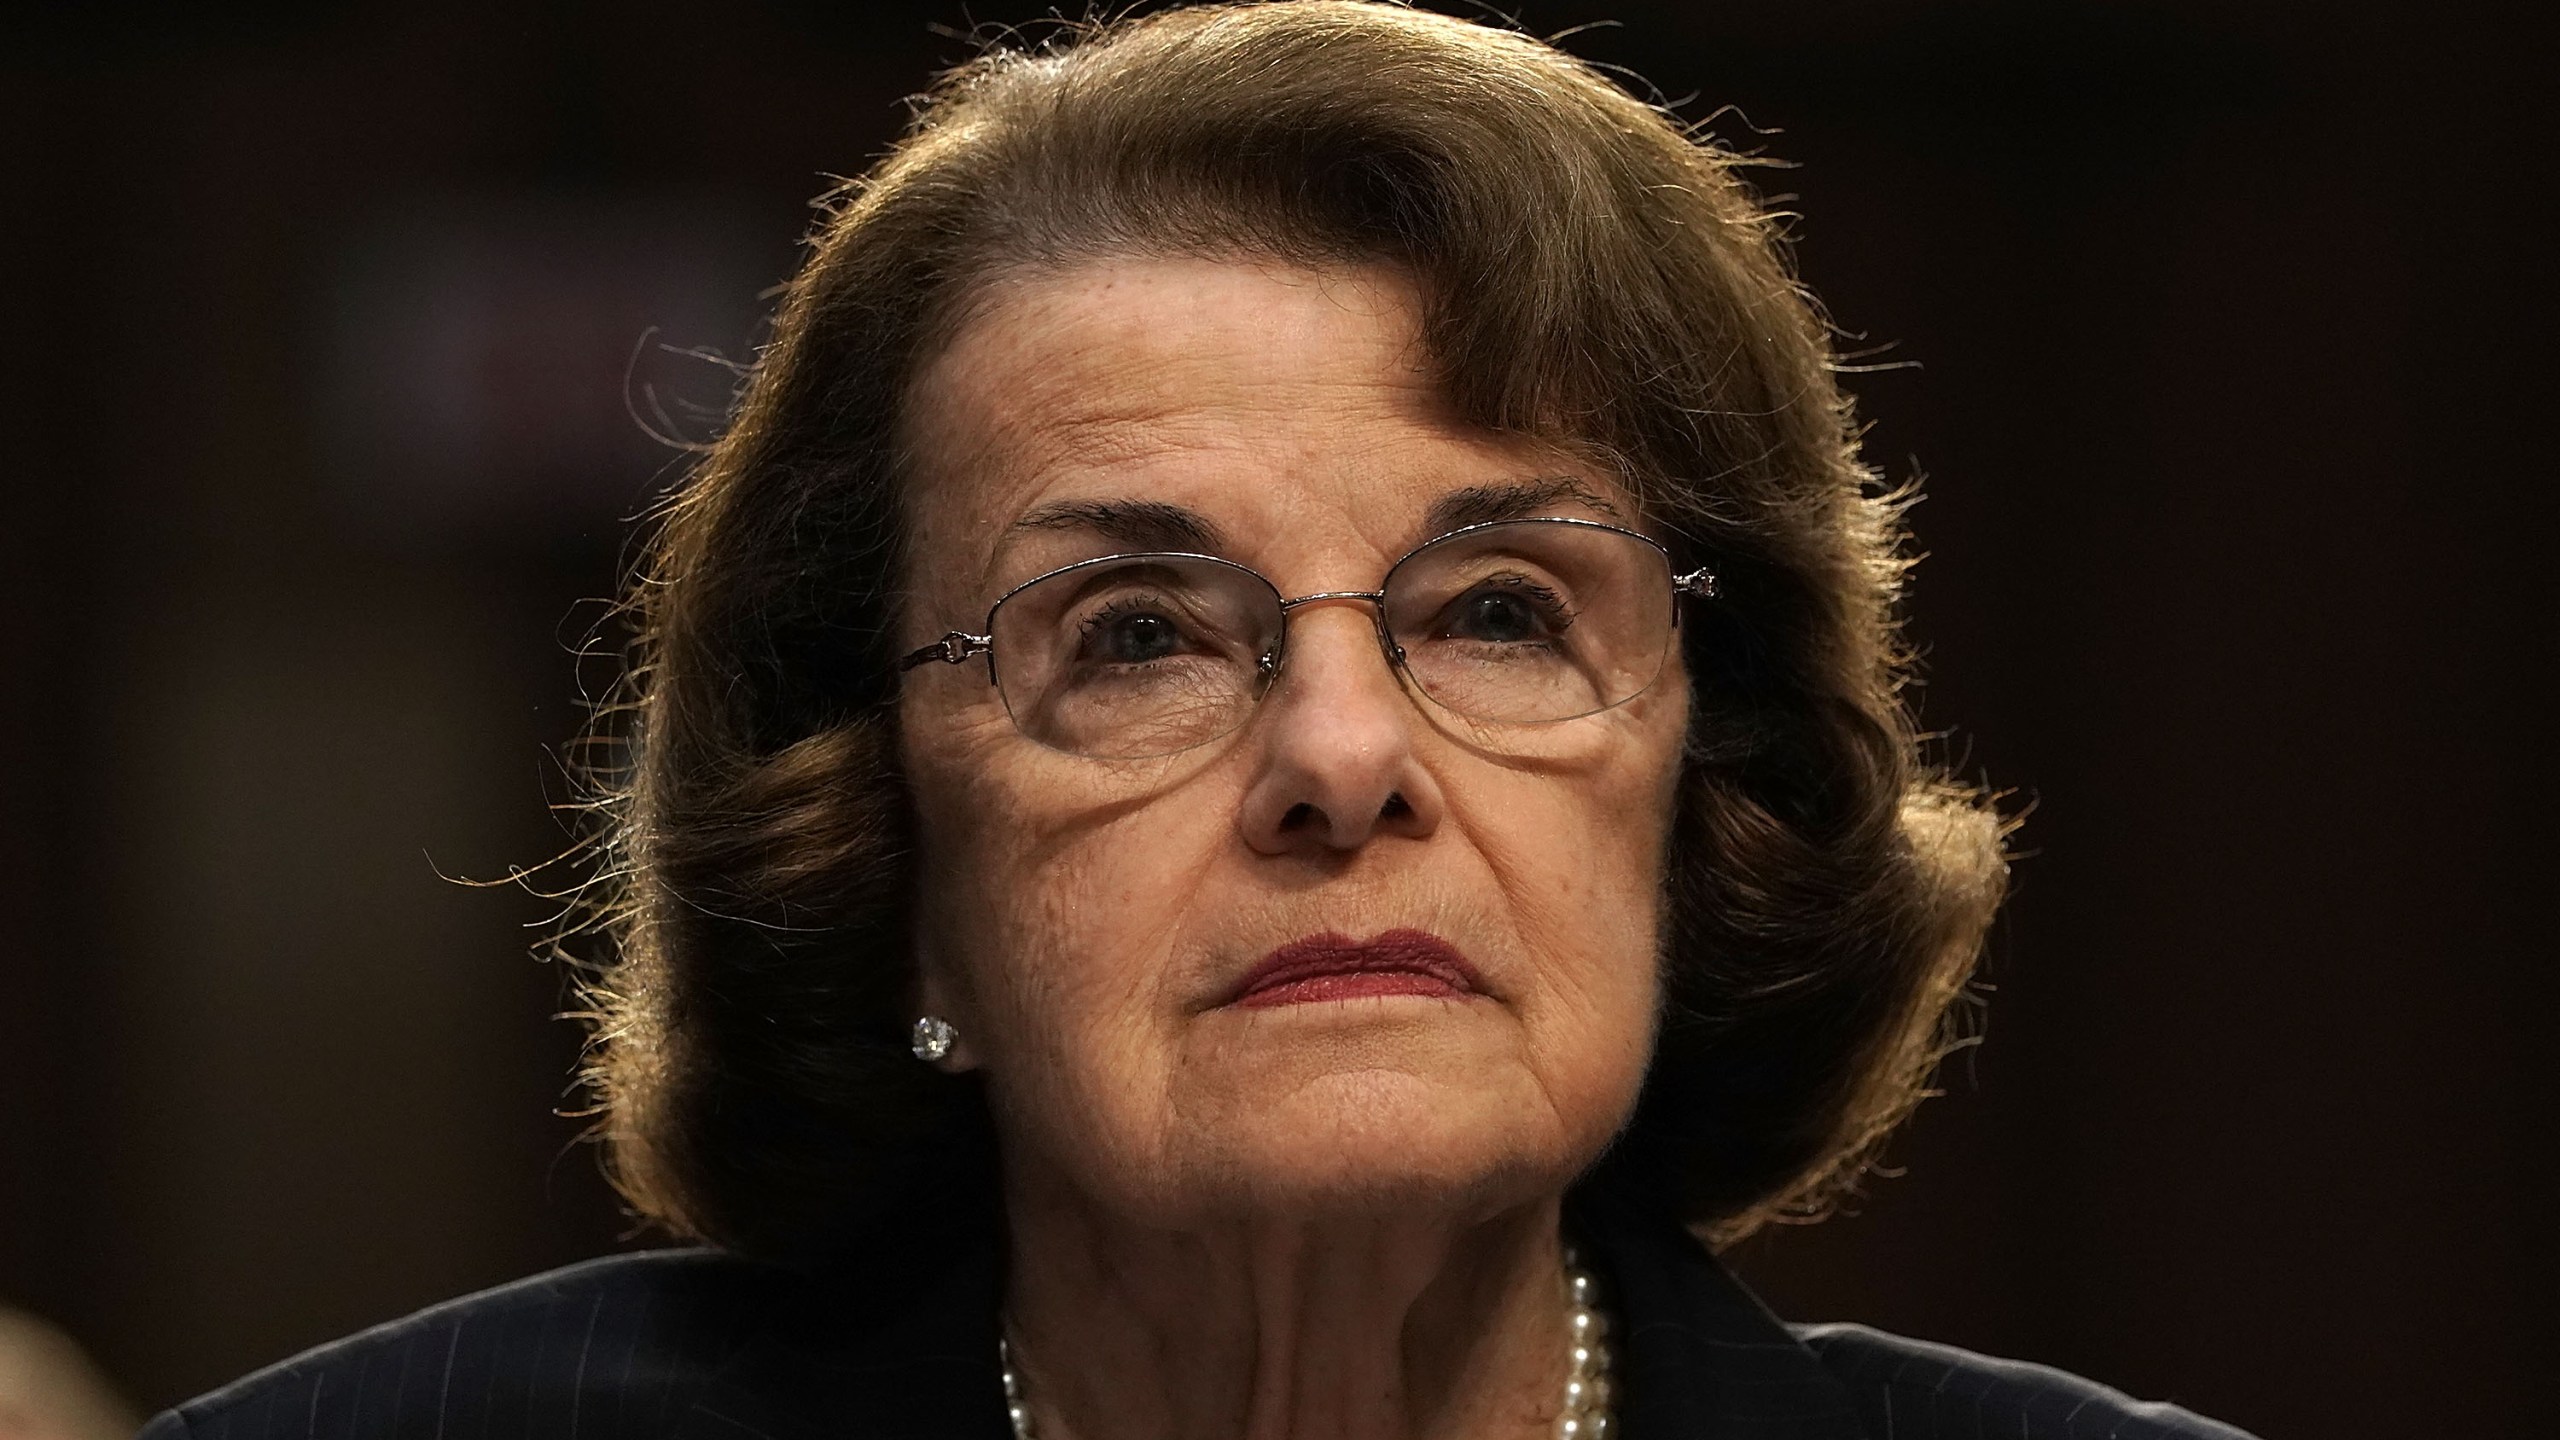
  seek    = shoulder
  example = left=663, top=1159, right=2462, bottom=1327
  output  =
left=138, top=1250, right=790, bottom=1440
left=1790, top=1322, right=2261, bottom=1440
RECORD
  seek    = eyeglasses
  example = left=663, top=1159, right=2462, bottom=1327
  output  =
left=900, top=516, right=1717, bottom=760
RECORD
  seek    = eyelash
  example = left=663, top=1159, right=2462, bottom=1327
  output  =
left=1459, top=577, right=1577, bottom=631
left=1076, top=596, right=1184, bottom=654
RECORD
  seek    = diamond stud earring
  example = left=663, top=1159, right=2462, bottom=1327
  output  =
left=910, top=1015, right=958, bottom=1063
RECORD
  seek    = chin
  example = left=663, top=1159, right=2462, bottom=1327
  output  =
left=998, top=1000, right=1649, bottom=1228
left=1156, top=1067, right=1600, bottom=1225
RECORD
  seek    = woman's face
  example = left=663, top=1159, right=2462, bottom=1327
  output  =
left=898, top=258, right=1688, bottom=1225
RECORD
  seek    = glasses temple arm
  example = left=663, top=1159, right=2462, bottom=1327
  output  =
left=899, top=631, right=994, bottom=671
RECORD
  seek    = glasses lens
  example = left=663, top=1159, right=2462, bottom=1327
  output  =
left=989, top=555, right=1284, bottom=758
left=1381, top=520, right=1675, bottom=724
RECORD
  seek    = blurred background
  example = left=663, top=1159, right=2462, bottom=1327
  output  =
left=2, top=1, right=2549, bottom=1435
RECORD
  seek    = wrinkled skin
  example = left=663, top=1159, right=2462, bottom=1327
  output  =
left=896, top=258, right=1688, bottom=1440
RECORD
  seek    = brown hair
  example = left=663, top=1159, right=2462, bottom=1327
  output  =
left=575, top=0, right=2008, bottom=1261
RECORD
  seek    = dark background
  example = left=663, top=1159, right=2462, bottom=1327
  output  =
left=3, top=1, right=2551, bottom=1435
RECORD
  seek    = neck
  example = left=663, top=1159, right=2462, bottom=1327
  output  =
left=1000, top=1182, right=1574, bottom=1440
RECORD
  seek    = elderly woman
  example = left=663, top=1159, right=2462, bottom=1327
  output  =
left=145, top=5, right=2257, bottom=1439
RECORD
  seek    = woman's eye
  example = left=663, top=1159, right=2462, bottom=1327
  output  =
left=1087, top=608, right=1186, bottom=663
left=1444, top=584, right=1565, bottom=644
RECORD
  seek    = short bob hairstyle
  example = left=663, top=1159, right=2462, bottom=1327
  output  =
left=578, top=0, right=2008, bottom=1263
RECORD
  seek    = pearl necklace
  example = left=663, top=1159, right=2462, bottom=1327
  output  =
left=999, top=1248, right=1615, bottom=1439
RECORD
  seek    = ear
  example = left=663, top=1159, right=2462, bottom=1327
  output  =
left=912, top=943, right=984, bottom=1074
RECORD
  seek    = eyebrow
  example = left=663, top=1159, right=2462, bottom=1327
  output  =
left=1003, top=475, right=1620, bottom=560
left=1007, top=498, right=1230, bottom=554
left=1424, top=477, right=1623, bottom=535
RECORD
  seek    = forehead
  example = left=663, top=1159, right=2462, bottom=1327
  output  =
left=909, top=257, right=1435, bottom=499
left=899, top=256, right=1626, bottom=590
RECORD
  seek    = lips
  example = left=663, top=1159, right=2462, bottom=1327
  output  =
left=1226, top=928, right=1484, bottom=1009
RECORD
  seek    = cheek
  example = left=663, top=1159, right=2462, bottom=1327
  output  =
left=1461, top=722, right=1683, bottom=1082
left=912, top=758, right=1255, bottom=1191
left=908, top=736, right=1236, bottom=1050
left=1484, top=790, right=1667, bottom=1014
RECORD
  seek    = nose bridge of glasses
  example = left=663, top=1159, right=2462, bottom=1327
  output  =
left=1276, top=588, right=1388, bottom=613
left=1266, top=589, right=1404, bottom=693
left=1276, top=589, right=1397, bottom=663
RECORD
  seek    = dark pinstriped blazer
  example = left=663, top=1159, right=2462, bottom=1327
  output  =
left=139, top=1197, right=2257, bottom=1440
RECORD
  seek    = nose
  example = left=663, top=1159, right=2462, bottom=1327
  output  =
left=1236, top=602, right=1445, bottom=855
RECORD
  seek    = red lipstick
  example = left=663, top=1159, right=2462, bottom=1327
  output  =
left=1227, top=929, right=1484, bottom=1009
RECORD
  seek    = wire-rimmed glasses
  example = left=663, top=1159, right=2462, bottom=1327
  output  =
left=900, top=517, right=1717, bottom=760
